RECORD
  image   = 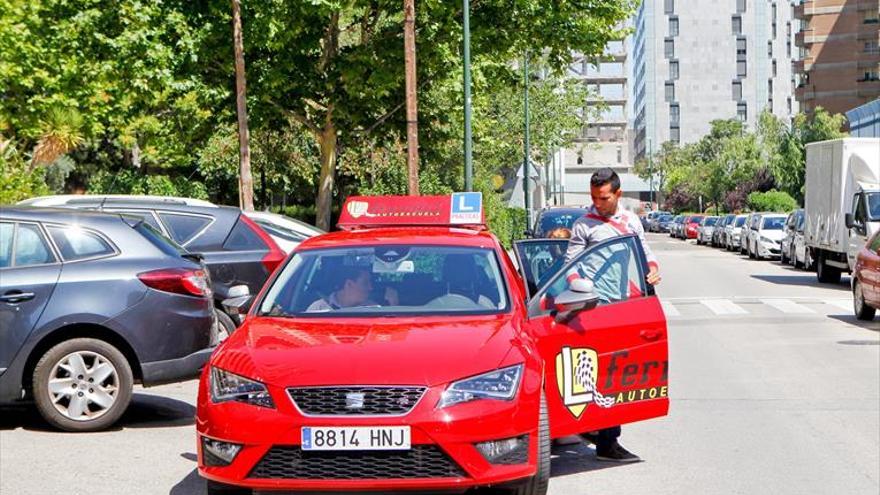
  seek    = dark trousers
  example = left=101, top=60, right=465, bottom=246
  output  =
left=595, top=426, right=621, bottom=449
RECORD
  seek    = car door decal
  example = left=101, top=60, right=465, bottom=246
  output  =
left=556, top=346, right=615, bottom=419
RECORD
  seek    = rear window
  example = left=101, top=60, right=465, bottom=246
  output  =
left=223, top=217, right=268, bottom=251
left=47, top=226, right=115, bottom=261
left=158, top=213, right=212, bottom=244
left=135, top=222, right=187, bottom=257
left=253, top=219, right=309, bottom=242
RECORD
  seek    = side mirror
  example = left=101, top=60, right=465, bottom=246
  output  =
left=845, top=213, right=854, bottom=230
left=553, top=279, right=599, bottom=324
left=222, top=285, right=253, bottom=323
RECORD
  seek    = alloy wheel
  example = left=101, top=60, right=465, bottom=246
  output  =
left=47, top=351, right=119, bottom=421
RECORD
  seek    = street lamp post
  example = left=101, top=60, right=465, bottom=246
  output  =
left=523, top=53, right=532, bottom=227
left=463, top=0, right=474, bottom=191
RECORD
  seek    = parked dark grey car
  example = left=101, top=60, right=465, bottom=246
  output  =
left=0, top=208, right=214, bottom=431
left=19, top=195, right=287, bottom=338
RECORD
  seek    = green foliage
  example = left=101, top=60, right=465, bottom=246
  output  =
left=747, top=189, right=798, bottom=213
left=87, top=169, right=208, bottom=199
left=0, top=140, right=49, bottom=204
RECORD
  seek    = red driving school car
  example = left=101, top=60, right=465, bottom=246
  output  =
left=196, top=194, right=669, bottom=494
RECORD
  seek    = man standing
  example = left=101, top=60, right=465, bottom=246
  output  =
left=565, top=167, right=661, bottom=463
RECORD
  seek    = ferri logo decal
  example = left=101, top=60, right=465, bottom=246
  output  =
left=346, top=200, right=372, bottom=219
left=555, top=346, right=616, bottom=418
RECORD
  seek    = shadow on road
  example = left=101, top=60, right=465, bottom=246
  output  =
left=166, top=442, right=630, bottom=495
left=828, top=314, right=880, bottom=332
left=750, top=274, right=851, bottom=292
left=0, top=392, right=194, bottom=432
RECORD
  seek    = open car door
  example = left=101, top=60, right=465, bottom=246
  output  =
left=514, top=235, right=669, bottom=439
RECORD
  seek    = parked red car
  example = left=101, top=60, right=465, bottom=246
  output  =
left=685, top=215, right=704, bottom=240
left=196, top=194, right=670, bottom=494
left=853, top=231, right=880, bottom=320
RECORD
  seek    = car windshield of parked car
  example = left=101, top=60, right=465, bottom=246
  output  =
left=734, top=217, right=746, bottom=227
left=704, top=217, right=718, bottom=226
left=660, top=214, right=673, bottom=222
left=539, top=211, right=583, bottom=236
left=868, top=192, right=880, bottom=221
left=258, top=245, right=509, bottom=317
left=762, top=217, right=785, bottom=230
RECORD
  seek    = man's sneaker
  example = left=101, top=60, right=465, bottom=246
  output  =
left=595, top=442, right=641, bottom=463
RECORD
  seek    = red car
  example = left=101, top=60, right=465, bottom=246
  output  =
left=196, top=194, right=669, bottom=494
left=684, top=215, right=704, bottom=240
left=853, top=230, right=880, bottom=320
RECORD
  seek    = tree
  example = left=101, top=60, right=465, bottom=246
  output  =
left=231, top=0, right=255, bottom=210
left=191, top=0, right=635, bottom=229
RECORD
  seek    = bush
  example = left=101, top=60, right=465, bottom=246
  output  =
left=747, top=189, right=797, bottom=212
left=0, top=141, right=50, bottom=204
left=87, top=169, right=209, bottom=200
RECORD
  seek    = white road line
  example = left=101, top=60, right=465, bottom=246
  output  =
left=661, top=301, right=681, bottom=317
left=700, top=299, right=748, bottom=315
left=760, top=298, right=815, bottom=314
left=825, top=299, right=853, bottom=311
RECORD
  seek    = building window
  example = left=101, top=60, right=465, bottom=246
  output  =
left=732, top=16, right=742, bottom=35
left=737, top=103, right=748, bottom=122
left=736, top=0, right=746, bottom=13
left=787, top=97, right=792, bottom=114
left=665, top=82, right=675, bottom=102
left=732, top=80, right=743, bottom=100
left=664, top=0, right=674, bottom=14
left=866, top=41, right=879, bottom=54
left=772, top=3, right=777, bottom=23
left=669, top=17, right=679, bottom=36
left=772, top=22, right=777, bottom=39
left=862, top=70, right=880, bottom=82
left=787, top=41, right=792, bottom=57
left=737, top=37, right=747, bottom=56
left=616, top=146, right=623, bottom=163
left=767, top=41, right=773, bottom=57
left=737, top=60, right=747, bottom=77
left=670, top=104, right=680, bottom=125
left=665, top=39, right=675, bottom=58
left=772, top=59, right=777, bottom=77
left=864, top=10, right=880, bottom=24
left=670, top=60, right=679, bottom=79
left=670, top=126, right=680, bottom=143
left=768, top=79, right=773, bottom=98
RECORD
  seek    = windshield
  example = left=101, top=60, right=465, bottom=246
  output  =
left=660, top=215, right=673, bottom=222
left=539, top=211, right=584, bottom=235
left=704, top=217, right=718, bottom=226
left=762, top=217, right=785, bottom=230
left=258, top=245, right=509, bottom=317
left=734, top=217, right=746, bottom=227
left=868, top=192, right=880, bottom=221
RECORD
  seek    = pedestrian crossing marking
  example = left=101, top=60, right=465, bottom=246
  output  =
left=700, top=299, right=748, bottom=315
left=660, top=301, right=680, bottom=317
left=825, top=299, right=853, bottom=311
left=759, top=299, right=815, bottom=314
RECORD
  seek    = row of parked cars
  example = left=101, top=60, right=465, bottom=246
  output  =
left=0, top=195, right=323, bottom=430
left=645, top=208, right=880, bottom=321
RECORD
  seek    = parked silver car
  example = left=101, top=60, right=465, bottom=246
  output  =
left=726, top=214, right=748, bottom=251
left=748, top=213, right=787, bottom=260
left=696, top=216, right=719, bottom=245
left=781, top=209, right=810, bottom=269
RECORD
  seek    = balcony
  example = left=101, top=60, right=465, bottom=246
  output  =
left=858, top=51, right=880, bottom=67
left=794, top=1, right=813, bottom=19
left=793, top=56, right=814, bottom=72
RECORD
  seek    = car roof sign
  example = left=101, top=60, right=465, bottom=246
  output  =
left=337, top=193, right=485, bottom=230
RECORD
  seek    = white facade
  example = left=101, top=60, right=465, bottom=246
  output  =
left=632, top=0, right=800, bottom=161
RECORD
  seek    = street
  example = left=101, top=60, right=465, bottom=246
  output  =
left=1, top=233, right=878, bottom=495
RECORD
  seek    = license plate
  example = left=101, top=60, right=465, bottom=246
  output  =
left=301, top=426, right=411, bottom=451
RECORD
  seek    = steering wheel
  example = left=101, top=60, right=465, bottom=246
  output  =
left=425, top=293, right=480, bottom=309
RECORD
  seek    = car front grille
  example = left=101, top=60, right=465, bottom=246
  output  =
left=249, top=445, right=466, bottom=480
left=288, top=386, right=426, bottom=416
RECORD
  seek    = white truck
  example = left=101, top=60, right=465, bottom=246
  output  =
left=805, top=138, right=880, bottom=283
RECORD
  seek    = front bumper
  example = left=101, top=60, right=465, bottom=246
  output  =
left=758, top=242, right=782, bottom=257
left=197, top=373, right=541, bottom=491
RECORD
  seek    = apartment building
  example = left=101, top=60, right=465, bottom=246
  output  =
left=794, top=0, right=880, bottom=116
left=632, top=0, right=800, bottom=162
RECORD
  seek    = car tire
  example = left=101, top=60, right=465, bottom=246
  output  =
left=854, top=281, right=877, bottom=321
left=32, top=338, right=133, bottom=432
left=780, top=247, right=788, bottom=264
left=510, top=392, right=549, bottom=495
left=206, top=480, right=251, bottom=495
left=215, top=309, right=237, bottom=343
left=816, top=253, right=842, bottom=284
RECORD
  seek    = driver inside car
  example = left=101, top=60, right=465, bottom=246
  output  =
left=306, top=268, right=398, bottom=312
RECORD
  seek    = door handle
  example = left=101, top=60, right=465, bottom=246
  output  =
left=640, top=329, right=662, bottom=342
left=0, top=291, right=35, bottom=303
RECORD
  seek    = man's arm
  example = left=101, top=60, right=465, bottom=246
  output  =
left=630, top=214, right=661, bottom=285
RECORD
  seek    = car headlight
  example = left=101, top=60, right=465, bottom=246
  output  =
left=210, top=367, right=275, bottom=408
left=760, top=236, right=776, bottom=244
left=437, top=364, right=523, bottom=409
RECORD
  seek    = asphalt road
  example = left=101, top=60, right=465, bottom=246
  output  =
left=1, top=233, right=878, bottom=495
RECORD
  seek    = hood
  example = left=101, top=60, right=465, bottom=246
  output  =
left=760, top=229, right=785, bottom=241
left=211, top=314, right=523, bottom=388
